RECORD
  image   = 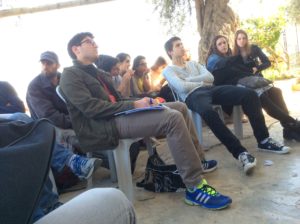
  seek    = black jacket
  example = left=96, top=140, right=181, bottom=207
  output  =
left=207, top=54, right=253, bottom=86
left=242, top=45, right=271, bottom=75
left=26, top=73, right=72, bottom=129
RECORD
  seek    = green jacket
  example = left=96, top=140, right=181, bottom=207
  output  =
left=60, top=60, right=135, bottom=152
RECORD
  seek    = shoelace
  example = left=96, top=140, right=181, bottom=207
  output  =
left=239, top=153, right=250, bottom=164
left=72, top=156, right=88, bottom=174
left=202, top=160, right=209, bottom=169
left=200, top=184, right=218, bottom=196
left=267, top=138, right=283, bottom=148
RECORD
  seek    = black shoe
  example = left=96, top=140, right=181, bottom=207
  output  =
left=258, top=137, right=290, bottom=154
left=284, top=119, right=300, bottom=131
left=283, top=128, right=300, bottom=142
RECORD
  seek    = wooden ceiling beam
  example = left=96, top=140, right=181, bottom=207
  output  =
left=0, top=0, right=115, bottom=18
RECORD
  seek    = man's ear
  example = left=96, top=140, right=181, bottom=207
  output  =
left=72, top=45, right=79, bottom=57
left=167, top=50, right=172, bottom=59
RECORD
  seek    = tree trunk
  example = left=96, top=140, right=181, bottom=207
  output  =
left=195, top=0, right=239, bottom=63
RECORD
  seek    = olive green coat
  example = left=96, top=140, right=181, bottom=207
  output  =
left=60, top=60, right=135, bottom=152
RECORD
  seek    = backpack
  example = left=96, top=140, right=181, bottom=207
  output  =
left=137, top=152, right=186, bottom=192
left=0, top=119, right=55, bottom=224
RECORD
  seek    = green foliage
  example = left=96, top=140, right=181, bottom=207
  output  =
left=242, top=13, right=292, bottom=80
left=150, top=0, right=192, bottom=34
left=286, top=0, right=300, bottom=24
left=242, top=14, right=286, bottom=51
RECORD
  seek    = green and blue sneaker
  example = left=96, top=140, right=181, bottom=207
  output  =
left=185, top=179, right=232, bottom=210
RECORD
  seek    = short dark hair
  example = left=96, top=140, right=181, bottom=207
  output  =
left=67, top=32, right=94, bottom=59
left=164, top=36, right=181, bottom=59
left=132, top=55, right=146, bottom=71
left=95, top=54, right=120, bottom=73
left=116, top=53, right=130, bottom=63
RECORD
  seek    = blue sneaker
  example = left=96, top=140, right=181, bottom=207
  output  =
left=185, top=179, right=232, bottom=210
left=202, top=159, right=217, bottom=173
left=258, top=137, right=290, bottom=154
left=68, top=155, right=102, bottom=179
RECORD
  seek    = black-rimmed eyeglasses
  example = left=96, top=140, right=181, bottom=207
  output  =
left=80, top=39, right=97, bottom=46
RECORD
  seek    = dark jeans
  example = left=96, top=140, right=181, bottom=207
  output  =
left=260, top=87, right=295, bottom=127
left=185, top=85, right=269, bottom=159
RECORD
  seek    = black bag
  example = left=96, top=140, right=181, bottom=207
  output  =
left=237, top=76, right=273, bottom=89
left=0, top=119, right=55, bottom=224
left=136, top=152, right=186, bottom=192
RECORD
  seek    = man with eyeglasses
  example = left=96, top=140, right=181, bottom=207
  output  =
left=59, top=32, right=232, bottom=210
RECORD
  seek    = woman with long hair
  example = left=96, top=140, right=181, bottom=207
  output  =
left=232, top=29, right=271, bottom=76
left=206, top=34, right=300, bottom=142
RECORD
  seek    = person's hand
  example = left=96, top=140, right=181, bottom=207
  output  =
left=133, top=97, right=158, bottom=108
left=252, top=67, right=258, bottom=74
left=146, top=68, right=150, bottom=74
left=133, top=97, right=150, bottom=108
left=123, top=69, right=134, bottom=80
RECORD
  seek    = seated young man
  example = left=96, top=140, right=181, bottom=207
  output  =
left=59, top=32, right=231, bottom=210
left=163, top=36, right=290, bottom=175
left=26, top=51, right=79, bottom=151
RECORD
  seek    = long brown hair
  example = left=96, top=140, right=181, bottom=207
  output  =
left=233, top=29, right=251, bottom=56
left=206, top=35, right=232, bottom=64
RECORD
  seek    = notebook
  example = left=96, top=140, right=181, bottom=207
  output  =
left=114, top=105, right=165, bottom=116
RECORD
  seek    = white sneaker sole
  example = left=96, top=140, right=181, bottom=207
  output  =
left=203, top=165, right=217, bottom=173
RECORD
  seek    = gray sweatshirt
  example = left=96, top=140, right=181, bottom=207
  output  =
left=162, top=61, right=214, bottom=101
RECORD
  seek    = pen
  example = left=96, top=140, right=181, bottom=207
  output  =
left=149, top=98, right=153, bottom=105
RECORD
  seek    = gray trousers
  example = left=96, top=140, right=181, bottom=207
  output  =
left=115, top=102, right=204, bottom=188
left=35, top=188, right=136, bottom=224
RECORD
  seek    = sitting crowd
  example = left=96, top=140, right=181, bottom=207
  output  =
left=1, top=29, right=299, bottom=224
